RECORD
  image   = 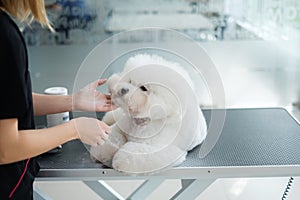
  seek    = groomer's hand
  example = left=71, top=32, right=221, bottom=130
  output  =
left=72, top=79, right=117, bottom=112
left=72, top=117, right=111, bottom=146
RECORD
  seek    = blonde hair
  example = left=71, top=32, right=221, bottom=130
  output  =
left=0, top=0, right=53, bottom=31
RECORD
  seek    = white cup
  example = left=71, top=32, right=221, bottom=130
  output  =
left=44, top=87, right=70, bottom=127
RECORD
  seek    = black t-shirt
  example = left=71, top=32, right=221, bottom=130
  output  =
left=0, top=10, right=39, bottom=200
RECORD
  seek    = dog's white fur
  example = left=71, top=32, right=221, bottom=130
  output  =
left=90, top=54, right=207, bottom=174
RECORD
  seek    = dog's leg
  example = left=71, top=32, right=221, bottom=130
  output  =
left=112, top=142, right=186, bottom=174
left=90, top=124, right=127, bottom=167
left=102, top=108, right=124, bottom=126
left=187, top=109, right=207, bottom=151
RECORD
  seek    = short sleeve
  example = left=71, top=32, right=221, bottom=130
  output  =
left=0, top=16, right=29, bottom=119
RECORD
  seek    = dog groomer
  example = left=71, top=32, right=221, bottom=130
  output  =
left=0, top=1, right=115, bottom=199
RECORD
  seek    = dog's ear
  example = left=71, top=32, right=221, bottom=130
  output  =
left=107, top=74, right=121, bottom=93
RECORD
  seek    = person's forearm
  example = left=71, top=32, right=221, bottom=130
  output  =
left=0, top=120, right=78, bottom=164
left=33, top=93, right=72, bottom=116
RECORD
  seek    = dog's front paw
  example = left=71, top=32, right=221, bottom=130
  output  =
left=90, top=125, right=127, bottom=167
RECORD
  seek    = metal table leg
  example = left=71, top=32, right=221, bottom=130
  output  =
left=83, top=180, right=124, bottom=200
left=127, top=179, right=164, bottom=200
left=170, top=179, right=216, bottom=200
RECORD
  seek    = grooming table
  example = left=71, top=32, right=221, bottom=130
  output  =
left=35, top=108, right=300, bottom=200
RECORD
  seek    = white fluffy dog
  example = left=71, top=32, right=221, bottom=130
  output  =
left=90, top=54, right=207, bottom=174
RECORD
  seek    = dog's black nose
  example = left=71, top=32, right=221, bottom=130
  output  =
left=120, top=88, right=129, bottom=95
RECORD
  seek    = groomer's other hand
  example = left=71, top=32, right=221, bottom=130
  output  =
left=72, top=117, right=111, bottom=146
left=73, top=79, right=117, bottom=112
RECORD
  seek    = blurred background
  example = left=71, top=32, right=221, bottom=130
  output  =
left=27, top=0, right=300, bottom=109
left=26, top=0, right=300, bottom=44
left=28, top=0, right=300, bottom=199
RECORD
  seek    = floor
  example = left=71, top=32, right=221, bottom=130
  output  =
left=34, top=177, right=300, bottom=200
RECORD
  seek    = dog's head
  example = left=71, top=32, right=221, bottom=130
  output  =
left=108, top=54, right=184, bottom=122
left=108, top=73, right=180, bottom=122
left=108, top=73, right=150, bottom=117
left=108, top=54, right=190, bottom=120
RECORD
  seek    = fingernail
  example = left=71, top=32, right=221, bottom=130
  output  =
left=106, top=127, right=112, bottom=134
left=103, top=134, right=109, bottom=140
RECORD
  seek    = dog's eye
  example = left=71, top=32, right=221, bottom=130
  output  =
left=139, top=85, right=148, bottom=92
